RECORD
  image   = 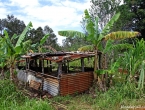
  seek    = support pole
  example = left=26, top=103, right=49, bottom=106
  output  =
left=81, top=58, right=84, bottom=72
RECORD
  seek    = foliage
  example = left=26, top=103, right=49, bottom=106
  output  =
left=51, top=82, right=144, bottom=110
left=0, top=15, right=61, bottom=52
left=0, top=80, right=54, bottom=110
left=81, top=0, right=121, bottom=31
left=0, top=15, right=26, bottom=43
left=38, top=34, right=50, bottom=52
left=78, top=45, right=93, bottom=52
left=62, top=37, right=90, bottom=51
left=117, top=39, right=145, bottom=87
left=114, top=0, right=145, bottom=38
left=0, top=22, right=32, bottom=80
left=138, top=61, right=145, bottom=89
left=1, top=79, right=145, bottom=110
left=104, top=31, right=141, bottom=40
left=58, top=9, right=121, bottom=50
left=43, top=25, right=60, bottom=50
left=27, top=26, right=61, bottom=52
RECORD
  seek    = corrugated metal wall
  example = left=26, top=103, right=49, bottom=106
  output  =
left=59, top=72, right=93, bottom=96
left=43, top=77, right=59, bottom=96
left=17, top=70, right=93, bottom=96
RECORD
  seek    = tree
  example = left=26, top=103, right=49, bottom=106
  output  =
left=43, top=25, right=59, bottom=50
left=27, top=25, right=61, bottom=52
left=0, top=22, right=32, bottom=80
left=62, top=36, right=90, bottom=51
left=33, top=27, right=45, bottom=44
left=81, top=0, right=121, bottom=31
left=113, top=0, right=145, bottom=38
left=2, top=15, right=26, bottom=38
left=0, top=19, right=5, bottom=36
left=125, top=0, right=145, bottom=37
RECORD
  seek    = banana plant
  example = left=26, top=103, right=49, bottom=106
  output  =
left=0, top=22, right=32, bottom=80
left=59, top=9, right=121, bottom=80
left=58, top=9, right=139, bottom=76
left=58, top=9, right=141, bottom=91
left=30, top=34, right=50, bottom=53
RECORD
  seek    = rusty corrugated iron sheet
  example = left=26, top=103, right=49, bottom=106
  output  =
left=21, top=52, right=95, bottom=62
left=59, top=72, right=93, bottom=96
left=43, top=77, right=59, bottom=96
left=28, top=72, right=93, bottom=96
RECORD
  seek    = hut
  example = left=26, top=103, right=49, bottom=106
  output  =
left=18, top=52, right=97, bottom=96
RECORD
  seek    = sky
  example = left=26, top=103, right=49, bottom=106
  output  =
left=0, top=0, right=91, bottom=45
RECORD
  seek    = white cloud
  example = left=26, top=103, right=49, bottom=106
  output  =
left=0, top=8, right=9, bottom=18
left=1, top=0, right=91, bottom=45
left=8, top=0, right=40, bottom=7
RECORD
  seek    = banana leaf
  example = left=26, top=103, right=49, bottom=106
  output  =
left=98, top=12, right=121, bottom=41
left=15, top=22, right=32, bottom=47
left=40, top=34, right=50, bottom=46
left=104, top=31, right=141, bottom=40
left=58, top=30, right=86, bottom=38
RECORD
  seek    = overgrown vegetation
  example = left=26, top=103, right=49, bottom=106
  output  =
left=0, top=80, right=54, bottom=110
left=1, top=79, right=145, bottom=110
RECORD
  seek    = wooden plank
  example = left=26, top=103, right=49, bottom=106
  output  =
left=29, top=80, right=41, bottom=90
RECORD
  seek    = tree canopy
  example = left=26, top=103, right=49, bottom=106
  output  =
left=113, top=0, right=145, bottom=38
left=0, top=15, right=61, bottom=51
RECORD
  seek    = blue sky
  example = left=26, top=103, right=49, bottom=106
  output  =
left=0, top=0, right=91, bottom=45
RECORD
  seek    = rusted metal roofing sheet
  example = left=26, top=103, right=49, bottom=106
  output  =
left=21, top=52, right=95, bottom=63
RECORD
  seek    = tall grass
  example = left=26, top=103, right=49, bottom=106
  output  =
left=0, top=80, right=54, bottom=110
left=50, top=82, right=145, bottom=110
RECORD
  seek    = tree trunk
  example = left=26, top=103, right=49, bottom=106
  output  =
left=1, top=69, right=5, bottom=79
left=94, top=49, right=98, bottom=80
left=94, top=48, right=104, bottom=91
left=10, top=67, right=14, bottom=80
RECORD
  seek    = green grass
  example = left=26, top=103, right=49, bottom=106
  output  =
left=1, top=79, right=145, bottom=110
left=0, top=80, right=54, bottom=110
left=51, top=82, right=145, bottom=110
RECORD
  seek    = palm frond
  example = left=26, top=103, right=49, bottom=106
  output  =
left=58, top=30, right=85, bottom=38
left=104, top=31, right=141, bottom=40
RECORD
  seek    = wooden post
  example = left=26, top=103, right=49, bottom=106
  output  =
left=50, top=61, right=52, bottom=72
left=47, top=60, right=49, bottom=72
left=25, top=58, right=28, bottom=69
left=58, top=63, right=62, bottom=77
left=67, top=61, right=69, bottom=73
left=28, top=58, right=30, bottom=69
left=81, top=58, right=84, bottom=72
left=64, top=62, right=67, bottom=73
left=42, top=56, right=44, bottom=74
